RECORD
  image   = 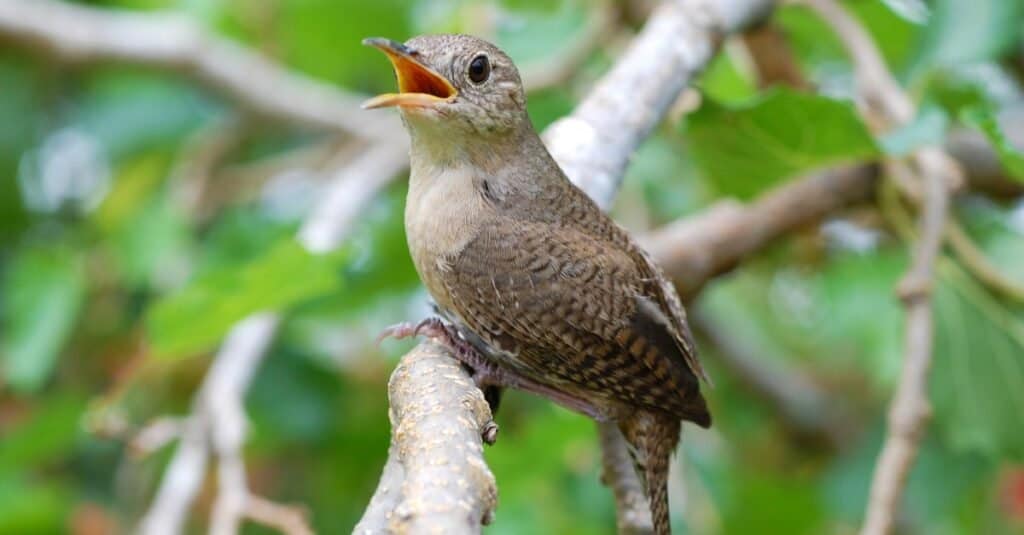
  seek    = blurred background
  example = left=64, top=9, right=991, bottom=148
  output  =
left=1, top=0, right=1023, bottom=533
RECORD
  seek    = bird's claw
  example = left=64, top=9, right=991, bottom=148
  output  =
left=481, top=420, right=499, bottom=445
left=376, top=317, right=451, bottom=345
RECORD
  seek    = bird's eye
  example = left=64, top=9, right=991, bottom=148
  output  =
left=468, top=55, right=490, bottom=84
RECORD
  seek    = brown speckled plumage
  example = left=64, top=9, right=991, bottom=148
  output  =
left=367, top=34, right=710, bottom=535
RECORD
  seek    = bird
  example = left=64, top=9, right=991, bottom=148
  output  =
left=363, top=34, right=711, bottom=535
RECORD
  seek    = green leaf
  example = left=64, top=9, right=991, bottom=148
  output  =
left=931, top=261, right=1024, bottom=460
left=0, top=394, right=86, bottom=474
left=1, top=246, right=86, bottom=393
left=146, top=238, right=345, bottom=358
left=961, top=106, right=1024, bottom=182
left=685, top=88, right=879, bottom=198
left=698, top=51, right=758, bottom=105
left=0, top=477, right=69, bottom=534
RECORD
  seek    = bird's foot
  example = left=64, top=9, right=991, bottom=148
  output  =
left=379, top=317, right=504, bottom=443
left=378, top=318, right=604, bottom=426
left=376, top=317, right=453, bottom=344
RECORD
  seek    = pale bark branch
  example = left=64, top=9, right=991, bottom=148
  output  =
left=0, top=0, right=402, bottom=140
left=354, top=344, right=499, bottom=534
left=643, top=164, right=879, bottom=298
left=138, top=143, right=407, bottom=535
left=598, top=422, right=655, bottom=534
left=801, top=2, right=960, bottom=534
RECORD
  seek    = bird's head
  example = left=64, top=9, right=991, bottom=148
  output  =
left=362, top=34, right=529, bottom=140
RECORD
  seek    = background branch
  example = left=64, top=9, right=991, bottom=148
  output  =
left=801, top=1, right=961, bottom=533
left=139, top=142, right=408, bottom=534
left=0, top=0, right=402, bottom=140
left=643, top=164, right=879, bottom=297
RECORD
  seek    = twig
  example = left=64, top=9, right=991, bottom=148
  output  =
left=740, top=22, right=809, bottom=89
left=0, top=0, right=402, bottom=140
left=130, top=417, right=185, bottom=458
left=139, top=143, right=408, bottom=534
left=802, top=1, right=960, bottom=533
left=944, top=219, right=1024, bottom=303
left=298, top=142, right=409, bottom=252
left=597, top=423, right=655, bottom=534
left=245, top=497, right=314, bottom=535
left=643, top=164, right=880, bottom=298
left=862, top=153, right=951, bottom=535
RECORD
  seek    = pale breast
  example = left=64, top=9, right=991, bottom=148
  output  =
left=405, top=162, right=488, bottom=312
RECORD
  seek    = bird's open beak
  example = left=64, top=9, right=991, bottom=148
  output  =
left=361, top=38, right=458, bottom=109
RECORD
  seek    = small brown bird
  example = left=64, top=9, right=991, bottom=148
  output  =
left=365, top=34, right=710, bottom=534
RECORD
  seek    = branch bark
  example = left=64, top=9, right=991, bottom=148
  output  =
left=139, top=142, right=408, bottom=535
left=643, top=164, right=879, bottom=298
left=353, top=344, right=498, bottom=534
left=0, top=0, right=402, bottom=140
left=801, top=1, right=959, bottom=533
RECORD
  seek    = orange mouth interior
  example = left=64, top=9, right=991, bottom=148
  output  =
left=363, top=40, right=457, bottom=109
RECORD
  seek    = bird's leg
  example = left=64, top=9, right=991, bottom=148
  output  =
left=379, top=318, right=605, bottom=422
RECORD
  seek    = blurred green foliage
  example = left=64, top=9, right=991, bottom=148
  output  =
left=1, top=0, right=1024, bottom=533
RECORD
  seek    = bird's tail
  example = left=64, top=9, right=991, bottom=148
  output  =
left=618, top=412, right=681, bottom=535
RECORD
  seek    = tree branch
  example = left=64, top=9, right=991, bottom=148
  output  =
left=801, top=1, right=960, bottom=533
left=643, top=164, right=880, bottom=297
left=354, top=344, right=498, bottom=534
left=598, top=422, right=655, bottom=534
left=139, top=143, right=408, bottom=534
left=0, top=0, right=402, bottom=140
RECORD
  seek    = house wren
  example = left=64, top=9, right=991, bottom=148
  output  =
left=364, top=35, right=710, bottom=535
